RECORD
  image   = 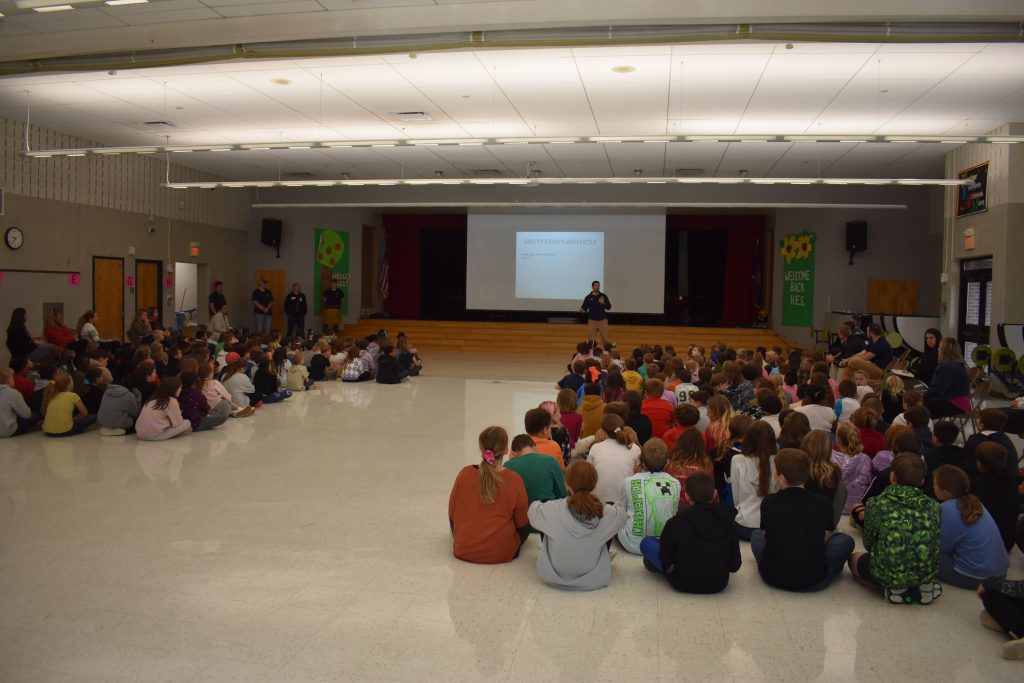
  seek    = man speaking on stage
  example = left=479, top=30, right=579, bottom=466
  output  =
left=580, top=280, right=611, bottom=348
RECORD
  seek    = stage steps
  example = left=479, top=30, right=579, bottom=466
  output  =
left=340, top=319, right=797, bottom=354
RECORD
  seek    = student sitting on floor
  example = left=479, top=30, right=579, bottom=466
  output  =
left=831, top=422, right=873, bottom=515
left=848, top=453, right=942, bottom=605
left=618, top=438, right=680, bottom=554
left=504, top=433, right=567, bottom=507
left=178, top=370, right=230, bottom=432
left=253, top=356, right=292, bottom=403
left=933, top=465, right=1009, bottom=589
left=835, top=378, right=860, bottom=421
left=0, top=368, right=34, bottom=437
left=661, top=404, right=700, bottom=452
left=641, top=472, right=741, bottom=594
left=42, top=371, right=96, bottom=437
left=852, top=406, right=885, bottom=457
left=556, top=388, right=583, bottom=454
left=801, top=429, right=846, bottom=526
left=222, top=358, right=258, bottom=408
left=97, top=378, right=141, bottom=436
left=978, top=576, right=1024, bottom=660
left=287, top=352, right=315, bottom=391
left=587, top=414, right=641, bottom=504
left=966, top=409, right=1021, bottom=480
left=557, top=360, right=587, bottom=393
left=528, top=460, right=627, bottom=591
left=970, top=442, right=1020, bottom=552
left=578, top=383, right=605, bottom=439
left=751, top=448, right=856, bottom=592
left=135, top=377, right=192, bottom=442
left=664, top=429, right=715, bottom=506
left=524, top=407, right=566, bottom=469
left=728, top=421, right=778, bottom=540
left=198, top=363, right=252, bottom=418
left=928, top=421, right=970, bottom=473
left=622, top=390, right=652, bottom=446
left=448, top=426, right=530, bottom=564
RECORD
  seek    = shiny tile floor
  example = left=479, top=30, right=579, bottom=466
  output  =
left=1, top=352, right=1021, bottom=682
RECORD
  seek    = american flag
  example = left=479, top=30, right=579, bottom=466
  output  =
left=379, top=253, right=390, bottom=301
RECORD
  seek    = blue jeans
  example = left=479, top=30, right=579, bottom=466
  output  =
left=750, top=529, right=855, bottom=592
left=254, top=313, right=272, bottom=333
left=640, top=536, right=663, bottom=572
left=260, top=389, right=292, bottom=404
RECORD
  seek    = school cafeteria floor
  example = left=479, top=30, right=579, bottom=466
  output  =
left=1, top=352, right=1021, bottom=683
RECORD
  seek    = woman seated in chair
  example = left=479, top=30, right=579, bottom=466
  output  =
left=924, top=337, right=971, bottom=419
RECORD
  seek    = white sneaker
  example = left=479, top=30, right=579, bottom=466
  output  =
left=99, top=427, right=126, bottom=436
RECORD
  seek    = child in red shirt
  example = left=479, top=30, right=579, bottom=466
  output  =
left=641, top=378, right=674, bottom=439
left=662, top=404, right=701, bottom=452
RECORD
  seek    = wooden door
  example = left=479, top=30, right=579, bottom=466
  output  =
left=254, top=269, right=286, bottom=333
left=136, top=260, right=161, bottom=313
left=93, top=257, right=124, bottom=341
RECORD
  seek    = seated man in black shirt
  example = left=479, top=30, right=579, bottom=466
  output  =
left=751, top=448, right=855, bottom=592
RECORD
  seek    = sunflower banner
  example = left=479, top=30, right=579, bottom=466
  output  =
left=779, top=231, right=816, bottom=327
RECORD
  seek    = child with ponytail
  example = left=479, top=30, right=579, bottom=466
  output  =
left=448, top=426, right=530, bottom=564
left=42, top=371, right=96, bottom=437
left=528, top=460, right=627, bottom=590
left=933, top=465, right=1009, bottom=589
left=831, top=422, right=873, bottom=515
left=587, top=414, right=641, bottom=504
left=703, top=395, right=735, bottom=453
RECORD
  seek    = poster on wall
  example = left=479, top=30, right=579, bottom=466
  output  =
left=313, top=230, right=350, bottom=316
left=780, top=232, right=816, bottom=327
left=957, top=161, right=989, bottom=217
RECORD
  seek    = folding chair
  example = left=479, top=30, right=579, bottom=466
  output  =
left=946, top=379, right=991, bottom=443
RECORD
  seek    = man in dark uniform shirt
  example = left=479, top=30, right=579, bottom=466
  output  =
left=322, top=280, right=345, bottom=334
left=251, top=280, right=274, bottom=334
left=580, top=280, right=611, bottom=348
left=209, top=281, right=227, bottom=317
left=284, top=282, right=308, bottom=338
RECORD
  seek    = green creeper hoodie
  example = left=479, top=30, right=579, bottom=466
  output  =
left=864, top=484, right=940, bottom=590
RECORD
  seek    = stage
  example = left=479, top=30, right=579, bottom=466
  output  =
left=343, top=319, right=796, bottom=354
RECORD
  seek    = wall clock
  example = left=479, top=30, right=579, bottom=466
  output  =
left=5, top=227, right=23, bottom=250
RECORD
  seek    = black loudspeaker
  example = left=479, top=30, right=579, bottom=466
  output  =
left=845, top=221, right=867, bottom=253
left=261, top=218, right=282, bottom=257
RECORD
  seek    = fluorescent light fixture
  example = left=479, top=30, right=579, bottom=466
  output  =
left=160, top=176, right=972, bottom=190
left=105, top=0, right=149, bottom=5
left=34, top=5, right=74, bottom=12
left=409, top=138, right=486, bottom=146
left=67, top=153, right=86, bottom=157
left=686, top=136, right=721, bottom=143
left=210, top=148, right=232, bottom=152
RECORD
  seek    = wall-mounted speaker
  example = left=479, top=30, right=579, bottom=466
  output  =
left=261, top=218, right=282, bottom=257
left=846, top=221, right=867, bottom=253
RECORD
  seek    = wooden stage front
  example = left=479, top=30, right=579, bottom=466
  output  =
left=343, top=319, right=796, bottom=354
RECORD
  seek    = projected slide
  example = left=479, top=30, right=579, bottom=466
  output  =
left=515, top=232, right=604, bottom=300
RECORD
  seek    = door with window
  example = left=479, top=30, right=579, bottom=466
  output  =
left=958, top=257, right=993, bottom=366
left=93, top=257, right=124, bottom=341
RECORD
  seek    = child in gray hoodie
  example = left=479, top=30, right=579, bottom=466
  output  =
left=0, top=369, right=34, bottom=437
left=528, top=460, right=627, bottom=591
left=97, top=382, right=142, bottom=436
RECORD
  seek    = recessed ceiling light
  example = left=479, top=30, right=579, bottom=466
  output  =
left=105, top=0, right=149, bottom=5
left=270, top=78, right=293, bottom=86
left=611, top=65, right=636, bottom=74
left=34, top=4, right=74, bottom=11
